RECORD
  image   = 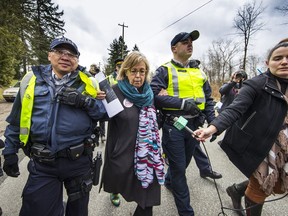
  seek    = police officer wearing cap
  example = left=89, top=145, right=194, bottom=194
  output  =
left=151, top=31, right=221, bottom=216
left=107, top=58, right=123, bottom=86
left=89, top=63, right=100, bottom=76
left=2, top=36, right=106, bottom=216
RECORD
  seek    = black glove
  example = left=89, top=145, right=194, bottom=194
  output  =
left=58, top=87, right=90, bottom=109
left=3, top=154, right=20, bottom=177
left=194, top=113, right=206, bottom=128
left=210, top=134, right=217, bottom=142
left=0, top=139, right=4, bottom=149
left=183, top=99, right=200, bottom=116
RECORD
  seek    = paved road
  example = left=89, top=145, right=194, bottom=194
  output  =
left=0, top=102, right=287, bottom=215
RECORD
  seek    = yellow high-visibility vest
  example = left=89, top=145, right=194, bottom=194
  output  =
left=108, top=74, right=118, bottom=86
left=163, top=62, right=207, bottom=110
left=19, top=71, right=97, bottom=146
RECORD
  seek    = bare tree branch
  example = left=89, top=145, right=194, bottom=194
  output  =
left=233, top=0, right=265, bottom=70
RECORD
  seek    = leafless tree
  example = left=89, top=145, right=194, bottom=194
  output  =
left=233, top=0, right=265, bottom=71
left=247, top=54, right=261, bottom=78
left=275, top=3, right=288, bottom=15
left=201, top=39, right=240, bottom=84
left=275, top=2, right=288, bottom=25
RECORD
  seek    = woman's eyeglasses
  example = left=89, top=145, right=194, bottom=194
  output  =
left=129, top=69, right=147, bottom=76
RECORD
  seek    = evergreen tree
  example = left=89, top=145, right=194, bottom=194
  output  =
left=106, top=36, right=129, bottom=75
left=29, top=0, right=65, bottom=64
left=0, top=0, right=65, bottom=85
left=132, top=44, right=140, bottom=51
left=0, top=0, right=25, bottom=85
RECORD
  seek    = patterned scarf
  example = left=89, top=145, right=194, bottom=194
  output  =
left=254, top=79, right=288, bottom=195
left=118, top=79, right=165, bottom=188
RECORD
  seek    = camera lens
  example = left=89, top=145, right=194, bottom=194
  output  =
left=235, top=72, right=243, bottom=79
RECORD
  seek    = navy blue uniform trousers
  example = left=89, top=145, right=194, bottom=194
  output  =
left=162, top=121, right=199, bottom=216
left=19, top=155, right=92, bottom=216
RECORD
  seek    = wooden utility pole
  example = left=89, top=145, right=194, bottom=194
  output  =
left=118, top=22, right=128, bottom=58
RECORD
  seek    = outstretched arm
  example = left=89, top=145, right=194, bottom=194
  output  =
left=194, top=125, right=218, bottom=141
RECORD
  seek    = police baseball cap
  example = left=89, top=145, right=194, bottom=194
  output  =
left=115, top=58, right=124, bottom=65
left=171, top=30, right=200, bottom=46
left=50, top=36, right=80, bottom=56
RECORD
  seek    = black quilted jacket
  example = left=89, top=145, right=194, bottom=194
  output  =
left=212, top=71, right=287, bottom=177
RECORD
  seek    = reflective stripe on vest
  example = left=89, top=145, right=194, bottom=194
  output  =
left=163, top=62, right=207, bottom=110
left=20, top=74, right=36, bottom=145
left=19, top=71, right=97, bottom=146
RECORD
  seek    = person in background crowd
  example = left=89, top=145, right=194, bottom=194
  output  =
left=217, top=70, right=248, bottom=142
left=101, top=51, right=165, bottom=216
left=2, top=36, right=106, bottom=216
left=108, top=58, right=123, bottom=86
left=89, top=63, right=100, bottom=76
left=218, top=70, right=248, bottom=113
left=150, top=30, right=220, bottom=216
left=194, top=38, right=288, bottom=216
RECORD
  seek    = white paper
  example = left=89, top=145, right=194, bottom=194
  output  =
left=95, top=72, right=124, bottom=117
left=94, top=71, right=106, bottom=82
left=214, top=101, right=223, bottom=110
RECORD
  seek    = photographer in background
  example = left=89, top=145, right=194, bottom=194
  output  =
left=218, top=70, right=248, bottom=113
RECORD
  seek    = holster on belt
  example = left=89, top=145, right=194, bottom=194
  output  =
left=164, top=114, right=177, bottom=125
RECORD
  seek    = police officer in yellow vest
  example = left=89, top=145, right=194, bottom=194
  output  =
left=2, top=36, right=106, bottom=216
left=151, top=31, right=220, bottom=216
left=107, top=58, right=123, bottom=86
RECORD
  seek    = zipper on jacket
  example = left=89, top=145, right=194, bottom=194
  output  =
left=241, top=111, right=256, bottom=130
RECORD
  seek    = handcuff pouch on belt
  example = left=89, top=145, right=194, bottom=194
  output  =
left=67, top=143, right=84, bottom=160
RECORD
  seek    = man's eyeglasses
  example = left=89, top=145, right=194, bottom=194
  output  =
left=51, top=49, right=79, bottom=59
left=129, top=69, right=147, bottom=76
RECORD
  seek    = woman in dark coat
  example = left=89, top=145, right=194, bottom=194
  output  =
left=101, top=51, right=165, bottom=216
left=194, top=39, right=288, bottom=216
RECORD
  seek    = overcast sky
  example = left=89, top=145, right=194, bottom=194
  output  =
left=53, top=0, right=287, bottom=72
